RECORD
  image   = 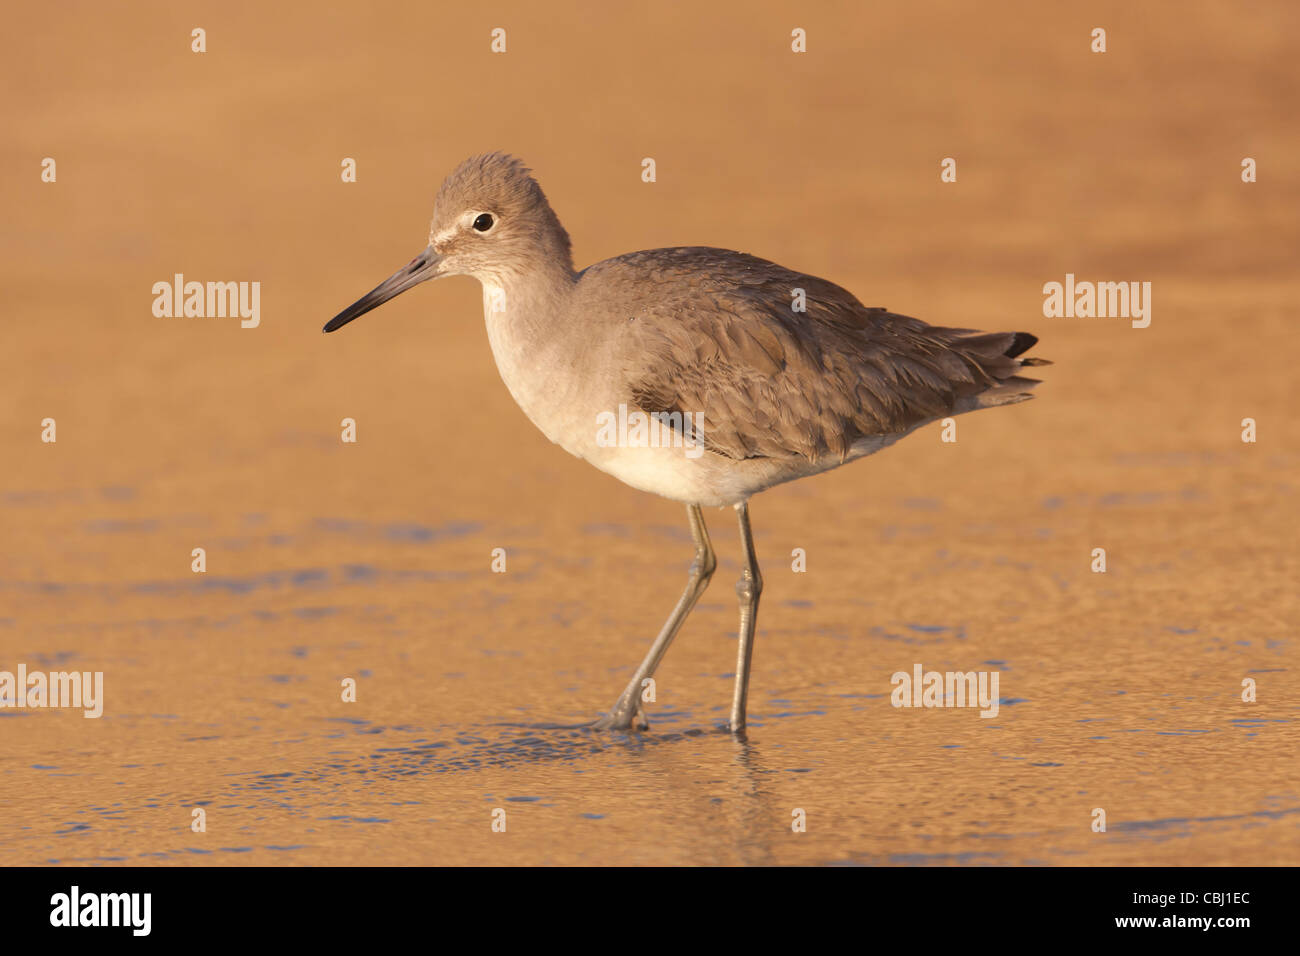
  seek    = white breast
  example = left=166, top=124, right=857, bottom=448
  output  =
left=481, top=283, right=587, bottom=451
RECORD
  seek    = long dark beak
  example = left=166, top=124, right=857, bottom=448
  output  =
left=322, top=246, right=442, bottom=333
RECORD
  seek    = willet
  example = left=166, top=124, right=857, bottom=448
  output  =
left=324, top=152, right=1047, bottom=733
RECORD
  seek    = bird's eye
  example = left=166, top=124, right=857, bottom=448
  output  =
left=473, top=213, right=495, bottom=232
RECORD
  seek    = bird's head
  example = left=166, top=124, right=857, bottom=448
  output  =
left=323, top=152, right=571, bottom=333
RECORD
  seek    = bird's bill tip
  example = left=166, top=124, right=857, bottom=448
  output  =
left=322, top=247, right=442, bottom=333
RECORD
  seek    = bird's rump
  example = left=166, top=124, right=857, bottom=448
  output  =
left=612, top=247, right=1045, bottom=462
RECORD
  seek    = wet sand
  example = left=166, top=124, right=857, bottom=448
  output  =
left=1, top=0, right=1297, bottom=865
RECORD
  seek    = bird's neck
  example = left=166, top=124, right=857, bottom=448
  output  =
left=479, top=264, right=581, bottom=441
left=478, top=258, right=575, bottom=332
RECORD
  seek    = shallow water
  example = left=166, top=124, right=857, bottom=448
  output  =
left=3, top=502, right=1296, bottom=866
left=2, top=0, right=1298, bottom=865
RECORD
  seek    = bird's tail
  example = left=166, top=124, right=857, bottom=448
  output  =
left=955, top=330, right=1051, bottom=411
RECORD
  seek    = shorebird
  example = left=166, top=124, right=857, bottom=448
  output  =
left=324, top=152, right=1047, bottom=734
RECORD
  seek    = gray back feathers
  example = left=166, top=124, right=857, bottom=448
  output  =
left=579, top=247, right=1045, bottom=462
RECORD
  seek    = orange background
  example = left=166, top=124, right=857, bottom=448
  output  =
left=1, top=0, right=1296, bottom=864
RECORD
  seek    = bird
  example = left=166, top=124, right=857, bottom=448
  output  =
left=323, top=152, right=1047, bottom=734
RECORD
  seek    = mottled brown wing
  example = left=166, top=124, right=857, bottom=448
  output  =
left=622, top=248, right=1041, bottom=461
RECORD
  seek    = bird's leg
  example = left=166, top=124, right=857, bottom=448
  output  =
left=591, top=503, right=716, bottom=731
left=729, top=501, right=763, bottom=733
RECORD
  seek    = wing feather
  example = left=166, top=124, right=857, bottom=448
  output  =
left=615, top=248, right=1042, bottom=461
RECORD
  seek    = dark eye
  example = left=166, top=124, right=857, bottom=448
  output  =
left=473, top=213, right=495, bottom=232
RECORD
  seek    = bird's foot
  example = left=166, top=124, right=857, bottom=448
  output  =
left=590, top=693, right=649, bottom=732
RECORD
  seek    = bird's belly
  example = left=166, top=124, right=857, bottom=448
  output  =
left=580, top=430, right=907, bottom=506
left=506, top=386, right=742, bottom=504
left=481, top=301, right=899, bottom=506
left=488, top=352, right=753, bottom=503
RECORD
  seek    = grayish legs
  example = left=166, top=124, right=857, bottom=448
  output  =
left=592, top=503, right=716, bottom=730
left=729, top=500, right=763, bottom=733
